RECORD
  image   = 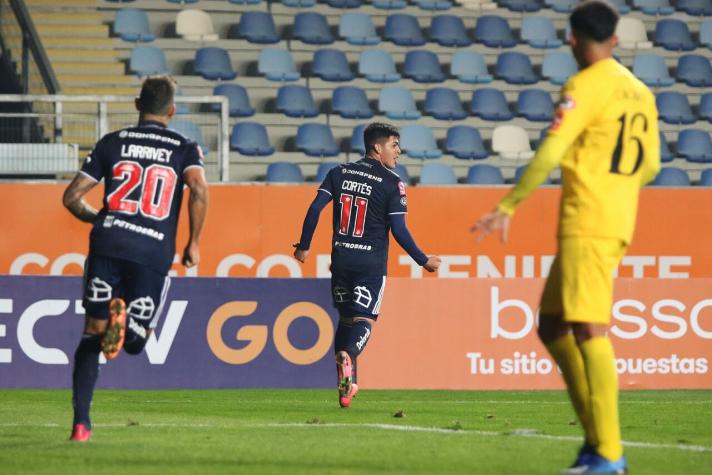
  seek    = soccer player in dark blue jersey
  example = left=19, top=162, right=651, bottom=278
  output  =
left=62, top=76, right=208, bottom=441
left=294, top=122, right=440, bottom=408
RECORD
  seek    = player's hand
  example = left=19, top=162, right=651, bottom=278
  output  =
left=182, top=242, right=200, bottom=268
left=423, top=255, right=441, bottom=273
left=293, top=243, right=309, bottom=263
left=470, top=209, right=510, bottom=243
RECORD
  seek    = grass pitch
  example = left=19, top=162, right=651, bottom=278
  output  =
left=0, top=389, right=710, bottom=474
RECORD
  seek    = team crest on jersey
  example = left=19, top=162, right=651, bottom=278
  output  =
left=87, top=277, right=112, bottom=302
left=333, top=286, right=351, bottom=303
left=550, top=94, right=576, bottom=131
left=353, top=286, right=373, bottom=309
left=400, top=197, right=407, bottom=206
left=398, top=181, right=406, bottom=196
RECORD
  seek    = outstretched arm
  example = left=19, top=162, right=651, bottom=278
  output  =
left=62, top=173, right=99, bottom=223
left=182, top=167, right=208, bottom=268
left=293, top=190, right=331, bottom=263
left=389, top=213, right=440, bottom=272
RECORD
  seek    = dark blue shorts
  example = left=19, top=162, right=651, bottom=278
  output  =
left=82, top=254, right=170, bottom=330
left=331, top=270, right=386, bottom=319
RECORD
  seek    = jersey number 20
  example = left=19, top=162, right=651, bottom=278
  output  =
left=338, top=193, right=369, bottom=238
left=107, top=161, right=177, bottom=220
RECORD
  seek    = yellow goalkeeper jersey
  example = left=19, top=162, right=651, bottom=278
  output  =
left=499, top=57, right=661, bottom=243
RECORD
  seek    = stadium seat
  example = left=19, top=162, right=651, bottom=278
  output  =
left=608, top=0, right=632, bottom=13
left=414, top=0, right=453, bottom=10
left=676, top=129, right=712, bottom=163
left=520, top=16, right=561, bottom=48
left=228, top=0, right=262, bottom=3
left=194, top=47, right=236, bottom=81
left=542, top=51, right=577, bottom=85
left=394, top=163, right=411, bottom=183
left=170, top=120, right=208, bottom=154
left=650, top=167, right=690, bottom=186
left=114, top=9, right=154, bottom=42
left=700, top=20, right=712, bottom=49
left=358, top=50, right=401, bottom=82
left=514, top=164, right=551, bottom=184
left=474, top=15, right=517, bottom=48
left=404, top=50, right=446, bottom=83
left=296, top=123, right=340, bottom=157
left=166, top=0, right=199, bottom=3
left=492, top=124, right=534, bottom=159
left=616, top=17, right=653, bottom=49
left=495, top=52, right=538, bottom=84
left=517, top=89, right=554, bottom=122
left=446, top=125, right=489, bottom=160
left=238, top=12, right=279, bottom=44
left=676, top=55, right=712, bottom=87
left=470, top=88, right=513, bottom=121
left=384, top=14, right=426, bottom=46
left=129, top=46, right=169, bottom=77
left=281, top=0, right=317, bottom=6
left=654, top=19, right=696, bottom=51
left=315, top=162, right=340, bottom=182
left=497, top=0, right=543, bottom=12
left=266, top=162, right=304, bottom=183
left=378, top=87, right=421, bottom=120
left=293, top=12, right=334, bottom=45
left=659, top=131, right=674, bottom=163
left=276, top=85, right=319, bottom=118
left=339, top=13, right=380, bottom=45
left=425, top=88, right=467, bottom=120
left=332, top=86, right=374, bottom=119
left=633, top=0, right=674, bottom=15
left=466, top=164, right=504, bottom=185
left=632, top=53, right=675, bottom=87
left=419, top=163, right=457, bottom=185
left=676, top=0, right=712, bottom=15
left=351, top=124, right=367, bottom=155
left=211, top=84, right=254, bottom=117
left=699, top=92, right=712, bottom=122
left=460, top=0, right=498, bottom=9
left=656, top=92, right=696, bottom=125
left=258, top=48, right=300, bottom=81
left=545, top=0, right=576, bottom=13
left=327, top=0, right=364, bottom=6
left=174, top=89, right=191, bottom=115
left=450, top=51, right=493, bottom=84
left=372, top=0, right=408, bottom=8
left=230, top=122, right=274, bottom=156
left=699, top=168, right=712, bottom=186
left=429, top=15, right=471, bottom=47
left=400, top=125, right=442, bottom=159
left=312, top=49, right=354, bottom=82
left=176, top=9, right=219, bottom=42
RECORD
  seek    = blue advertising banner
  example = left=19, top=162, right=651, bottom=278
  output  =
left=0, top=276, right=338, bottom=389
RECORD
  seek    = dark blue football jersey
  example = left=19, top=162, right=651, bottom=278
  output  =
left=320, top=158, right=408, bottom=274
left=79, top=120, right=204, bottom=273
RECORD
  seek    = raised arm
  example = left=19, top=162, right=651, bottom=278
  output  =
left=182, top=166, right=208, bottom=268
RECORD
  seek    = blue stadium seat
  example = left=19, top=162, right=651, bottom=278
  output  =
left=238, top=12, right=279, bottom=44
left=654, top=19, right=696, bottom=51
left=466, top=164, right=504, bottom=185
left=173, top=89, right=190, bottom=115
left=315, top=162, right=340, bottom=182
left=497, top=0, right=543, bottom=12
left=359, top=50, right=401, bottom=82
left=230, top=122, right=274, bottom=156
left=332, top=86, right=374, bottom=119
left=446, top=126, right=488, bottom=160
left=378, top=87, right=421, bottom=120
left=430, top=15, right=471, bottom=47
left=676, top=54, right=712, bottom=87
left=114, top=9, right=154, bottom=42
left=282, top=0, right=317, bottom=6
left=650, top=167, right=690, bottom=186
left=451, top=51, right=493, bottom=84
left=542, top=51, right=577, bottom=85
left=545, top=0, right=576, bottom=13
left=339, top=13, right=380, bottom=45
left=166, top=0, right=199, bottom=3
left=277, top=85, right=318, bottom=118
left=404, top=50, right=446, bottom=83
left=228, top=0, right=262, bottom=4
left=266, top=162, right=304, bottom=183
left=474, top=15, right=517, bottom=48
left=293, top=12, right=334, bottom=45
left=194, top=47, right=236, bottom=81
left=297, top=123, right=340, bottom=157
left=521, top=16, right=561, bottom=48
left=258, top=48, right=300, bottom=81
left=677, top=129, right=712, bottom=163
left=351, top=124, right=367, bottom=155
left=633, top=0, right=674, bottom=15
left=384, top=14, right=426, bottom=46
left=699, top=92, right=712, bottom=122
left=517, top=89, right=554, bottom=122
left=659, top=131, right=674, bottom=163
left=211, top=84, right=254, bottom=117
left=129, top=46, right=169, bottom=77
left=312, top=49, right=354, bottom=81
left=394, top=163, right=411, bottom=183
left=514, top=164, right=551, bottom=184
left=419, top=163, right=457, bottom=185
left=632, top=53, right=675, bottom=87
left=327, top=0, right=364, bottom=6
left=700, top=19, right=712, bottom=49
left=656, top=91, right=696, bottom=125
left=373, top=0, right=408, bottom=8
left=400, top=125, right=442, bottom=159
left=495, top=52, right=538, bottom=84
left=425, top=88, right=467, bottom=120
left=608, top=0, right=632, bottom=13
left=414, top=0, right=453, bottom=10
left=170, top=119, right=208, bottom=154
left=699, top=168, right=712, bottom=186
left=677, top=0, right=712, bottom=16
left=470, top=88, right=513, bottom=121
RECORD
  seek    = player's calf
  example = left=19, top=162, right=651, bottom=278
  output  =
left=101, top=298, right=126, bottom=360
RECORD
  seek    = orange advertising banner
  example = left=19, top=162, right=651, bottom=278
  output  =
left=1, top=184, right=711, bottom=278
left=360, top=278, right=712, bottom=390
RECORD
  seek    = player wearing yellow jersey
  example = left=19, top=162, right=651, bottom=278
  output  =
left=471, top=1, right=660, bottom=473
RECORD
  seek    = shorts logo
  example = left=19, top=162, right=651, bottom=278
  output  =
left=127, top=296, right=155, bottom=321
left=353, top=286, right=373, bottom=309
left=87, top=277, right=112, bottom=302
left=333, top=286, right=351, bottom=303
left=127, top=317, right=147, bottom=339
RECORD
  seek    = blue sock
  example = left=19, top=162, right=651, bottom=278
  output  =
left=72, top=334, right=101, bottom=428
left=334, top=320, right=372, bottom=383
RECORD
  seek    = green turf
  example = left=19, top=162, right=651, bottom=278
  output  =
left=0, top=389, right=710, bottom=474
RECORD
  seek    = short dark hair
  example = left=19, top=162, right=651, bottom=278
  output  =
left=137, top=76, right=176, bottom=116
left=570, top=1, right=618, bottom=43
left=363, top=122, right=399, bottom=152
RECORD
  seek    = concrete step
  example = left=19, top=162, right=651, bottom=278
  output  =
left=46, top=48, right=120, bottom=62
left=53, top=62, right=125, bottom=75
left=58, top=74, right=134, bottom=85
left=26, top=0, right=99, bottom=6
left=63, top=86, right=137, bottom=95
left=36, top=23, right=108, bottom=37
left=31, top=12, right=103, bottom=24
left=37, top=35, right=115, bottom=47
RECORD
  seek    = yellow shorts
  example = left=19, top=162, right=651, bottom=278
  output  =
left=540, top=237, right=628, bottom=324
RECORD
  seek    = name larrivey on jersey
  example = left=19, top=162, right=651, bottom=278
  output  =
left=120, top=144, right=174, bottom=163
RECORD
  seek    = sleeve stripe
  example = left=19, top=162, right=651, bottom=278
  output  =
left=388, top=212, right=407, bottom=215
left=318, top=188, right=332, bottom=196
left=79, top=170, right=99, bottom=182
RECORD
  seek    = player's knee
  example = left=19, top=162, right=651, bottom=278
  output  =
left=123, top=318, right=148, bottom=355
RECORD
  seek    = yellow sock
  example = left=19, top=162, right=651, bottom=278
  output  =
left=546, top=333, right=596, bottom=446
left=579, top=336, right=623, bottom=461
